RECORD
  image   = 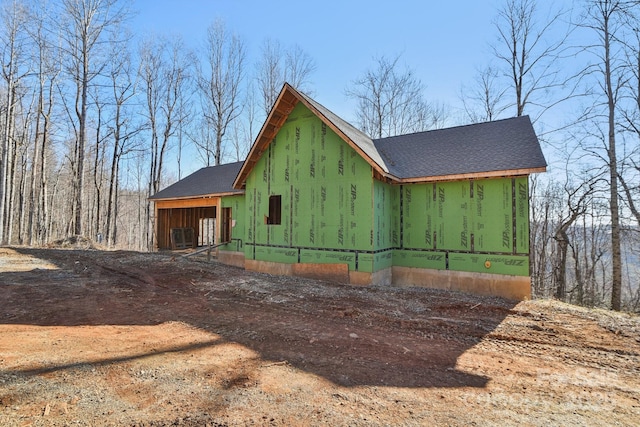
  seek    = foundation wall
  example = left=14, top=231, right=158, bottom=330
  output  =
left=348, top=268, right=392, bottom=287
left=348, top=271, right=372, bottom=286
left=391, top=266, right=531, bottom=300
left=245, top=259, right=350, bottom=284
left=217, top=251, right=245, bottom=269
left=226, top=258, right=530, bottom=300
left=292, top=263, right=350, bottom=283
left=245, top=259, right=293, bottom=277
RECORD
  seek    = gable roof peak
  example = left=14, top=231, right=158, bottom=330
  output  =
left=233, top=83, right=390, bottom=189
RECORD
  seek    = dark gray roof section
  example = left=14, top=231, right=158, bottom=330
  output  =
left=150, top=161, right=244, bottom=200
left=374, top=115, right=547, bottom=180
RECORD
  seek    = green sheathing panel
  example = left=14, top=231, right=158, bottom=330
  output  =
left=448, top=253, right=529, bottom=275
left=393, top=251, right=448, bottom=269
left=437, top=181, right=472, bottom=251
left=220, top=194, right=245, bottom=252
left=374, top=250, right=394, bottom=270
left=396, top=177, right=530, bottom=277
left=244, top=102, right=375, bottom=270
left=400, top=183, right=438, bottom=250
left=473, top=178, right=512, bottom=252
left=371, top=180, right=399, bottom=272
left=300, top=249, right=356, bottom=270
left=514, top=177, right=530, bottom=254
left=255, top=246, right=299, bottom=263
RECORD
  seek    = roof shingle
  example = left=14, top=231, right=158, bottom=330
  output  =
left=149, top=161, right=243, bottom=200
left=373, top=115, right=546, bottom=180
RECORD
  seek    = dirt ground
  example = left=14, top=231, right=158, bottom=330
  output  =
left=0, top=245, right=639, bottom=427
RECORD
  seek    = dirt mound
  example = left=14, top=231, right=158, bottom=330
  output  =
left=47, top=235, right=98, bottom=250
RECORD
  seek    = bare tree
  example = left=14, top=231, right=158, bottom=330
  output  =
left=346, top=54, right=432, bottom=138
left=103, top=34, right=141, bottom=247
left=460, top=65, right=509, bottom=122
left=23, top=0, right=61, bottom=245
left=255, top=38, right=316, bottom=117
left=197, top=19, right=246, bottom=166
left=577, top=0, right=638, bottom=311
left=552, top=178, right=597, bottom=300
left=191, top=117, right=215, bottom=166
left=255, top=38, right=283, bottom=117
left=58, top=0, right=128, bottom=237
left=567, top=202, right=609, bottom=307
left=529, top=176, right=552, bottom=297
left=139, top=35, right=192, bottom=249
left=492, top=0, right=571, bottom=119
left=0, top=0, right=31, bottom=244
left=285, top=44, right=316, bottom=95
left=237, top=79, right=259, bottom=160
left=620, top=28, right=640, bottom=230
left=89, top=82, right=115, bottom=240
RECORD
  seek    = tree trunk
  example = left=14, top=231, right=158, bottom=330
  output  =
left=603, top=9, right=622, bottom=311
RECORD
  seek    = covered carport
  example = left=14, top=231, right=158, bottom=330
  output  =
left=149, top=162, right=244, bottom=250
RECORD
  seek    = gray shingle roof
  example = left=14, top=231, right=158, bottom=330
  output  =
left=373, top=115, right=547, bottom=180
left=149, top=161, right=244, bottom=200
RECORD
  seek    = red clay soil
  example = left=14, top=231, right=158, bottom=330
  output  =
left=0, top=245, right=639, bottom=426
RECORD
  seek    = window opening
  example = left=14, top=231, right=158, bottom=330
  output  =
left=221, top=207, right=232, bottom=243
left=268, top=195, right=282, bottom=225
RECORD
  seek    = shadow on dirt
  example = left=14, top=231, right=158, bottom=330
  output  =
left=0, top=247, right=518, bottom=388
left=14, top=341, right=221, bottom=378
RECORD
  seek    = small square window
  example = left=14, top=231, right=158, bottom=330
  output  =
left=268, top=195, right=281, bottom=225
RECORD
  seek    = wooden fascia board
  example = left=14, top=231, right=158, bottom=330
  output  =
left=151, top=191, right=245, bottom=204
left=392, top=166, right=547, bottom=184
left=373, top=168, right=399, bottom=184
left=233, top=85, right=299, bottom=189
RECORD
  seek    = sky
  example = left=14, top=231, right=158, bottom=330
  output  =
left=130, top=0, right=502, bottom=122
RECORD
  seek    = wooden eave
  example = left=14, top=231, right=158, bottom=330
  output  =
left=372, top=168, right=399, bottom=184
left=391, top=166, right=547, bottom=184
left=150, top=190, right=245, bottom=203
left=233, top=83, right=391, bottom=189
left=233, top=86, right=299, bottom=189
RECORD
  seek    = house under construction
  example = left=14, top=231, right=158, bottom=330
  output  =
left=150, top=84, right=547, bottom=300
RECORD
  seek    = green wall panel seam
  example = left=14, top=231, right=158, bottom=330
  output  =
left=248, top=242, right=392, bottom=254
left=512, top=178, right=516, bottom=255
left=246, top=242, right=527, bottom=258
left=399, top=185, right=404, bottom=248
left=289, top=184, right=294, bottom=247
left=253, top=188, right=256, bottom=260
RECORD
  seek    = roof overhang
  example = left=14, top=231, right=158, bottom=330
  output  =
left=150, top=190, right=245, bottom=203
left=233, top=85, right=299, bottom=189
left=233, top=83, right=389, bottom=189
left=392, top=166, right=547, bottom=184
